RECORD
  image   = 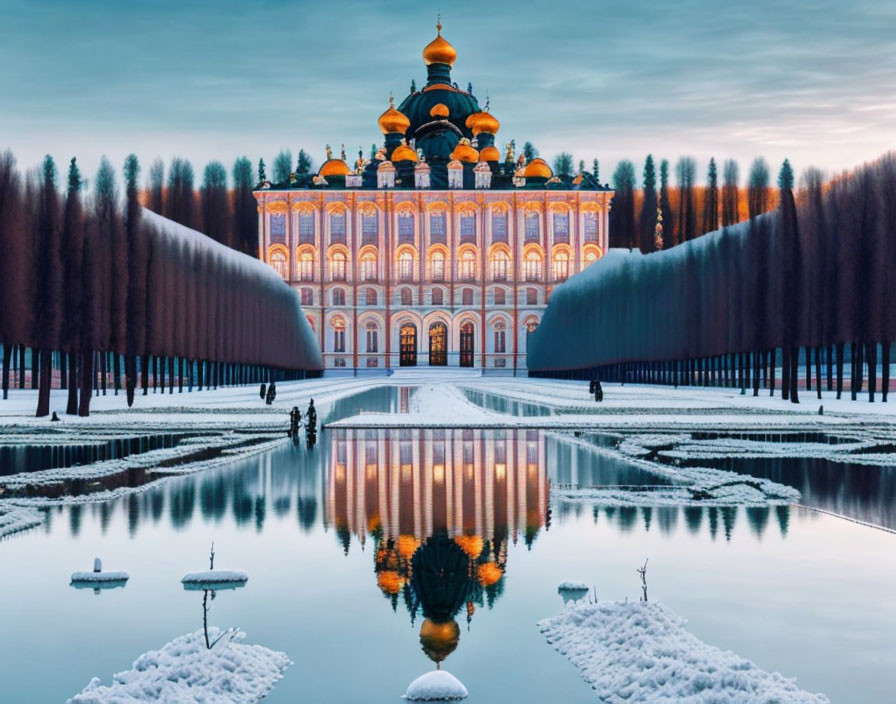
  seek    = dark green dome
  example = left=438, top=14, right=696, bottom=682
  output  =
left=398, top=87, right=482, bottom=142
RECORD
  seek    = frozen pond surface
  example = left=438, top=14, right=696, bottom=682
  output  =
left=1, top=389, right=896, bottom=702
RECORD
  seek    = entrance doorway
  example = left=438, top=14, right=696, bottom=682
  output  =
left=399, top=323, right=417, bottom=366
left=429, top=322, right=448, bottom=366
left=459, top=322, right=474, bottom=367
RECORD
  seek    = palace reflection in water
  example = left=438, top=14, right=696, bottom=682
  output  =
left=326, top=428, right=549, bottom=667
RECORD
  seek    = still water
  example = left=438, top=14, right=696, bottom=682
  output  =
left=1, top=408, right=896, bottom=701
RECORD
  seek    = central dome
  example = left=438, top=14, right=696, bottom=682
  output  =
left=423, top=21, right=457, bottom=66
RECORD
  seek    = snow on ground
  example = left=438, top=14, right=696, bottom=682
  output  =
left=0, top=503, right=43, bottom=539
left=403, top=670, right=468, bottom=701
left=539, top=600, right=829, bottom=704
left=67, top=628, right=290, bottom=704
left=182, top=570, right=249, bottom=585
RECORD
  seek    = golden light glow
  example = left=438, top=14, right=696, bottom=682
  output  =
left=377, top=570, right=405, bottom=595
left=477, top=562, right=504, bottom=587
left=398, top=534, right=420, bottom=558
left=429, top=103, right=450, bottom=118
left=419, top=618, right=460, bottom=662
left=454, top=535, right=484, bottom=559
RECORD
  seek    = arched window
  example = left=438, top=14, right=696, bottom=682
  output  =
left=361, top=252, right=377, bottom=281
left=525, top=211, right=540, bottom=242
left=430, top=251, right=445, bottom=281
left=462, top=288, right=473, bottom=306
left=526, top=288, right=538, bottom=305
left=460, top=250, right=476, bottom=281
left=270, top=250, right=288, bottom=280
left=494, top=321, right=506, bottom=353
left=552, top=251, right=569, bottom=281
left=399, top=251, right=414, bottom=282
left=432, top=288, right=444, bottom=305
left=365, top=288, right=377, bottom=306
left=398, top=211, right=415, bottom=245
left=333, top=319, right=346, bottom=352
left=524, top=252, right=542, bottom=282
left=331, top=252, right=347, bottom=281
left=493, top=288, right=506, bottom=305
left=329, top=211, right=346, bottom=245
left=301, top=288, right=313, bottom=306
left=366, top=322, right=378, bottom=353
left=526, top=319, right=539, bottom=333
left=584, top=248, right=599, bottom=266
left=490, top=250, right=510, bottom=281
left=299, top=251, right=314, bottom=281
left=401, top=287, right=412, bottom=306
left=332, top=288, right=346, bottom=306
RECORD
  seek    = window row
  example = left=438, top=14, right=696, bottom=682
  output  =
left=299, top=287, right=546, bottom=308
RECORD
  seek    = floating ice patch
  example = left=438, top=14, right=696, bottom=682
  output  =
left=403, top=670, right=468, bottom=701
left=182, top=570, right=248, bottom=590
left=71, top=571, right=129, bottom=584
left=539, top=600, right=829, bottom=704
left=67, top=627, right=290, bottom=704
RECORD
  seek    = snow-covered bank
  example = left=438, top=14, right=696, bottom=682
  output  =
left=0, top=503, right=43, bottom=539
left=539, top=600, right=829, bottom=703
left=67, top=628, right=290, bottom=703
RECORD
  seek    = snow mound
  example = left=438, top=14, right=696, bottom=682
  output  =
left=403, top=670, right=468, bottom=701
left=539, top=600, right=829, bottom=704
left=558, top=580, right=590, bottom=591
left=182, top=570, right=248, bottom=584
left=67, top=627, right=290, bottom=704
left=71, top=571, right=129, bottom=583
left=0, top=503, right=42, bottom=538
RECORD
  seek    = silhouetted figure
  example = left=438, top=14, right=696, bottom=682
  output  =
left=259, top=383, right=267, bottom=400
left=589, top=379, right=596, bottom=394
left=305, top=399, right=317, bottom=448
left=594, top=381, right=603, bottom=402
left=51, top=411, right=60, bottom=421
left=265, top=381, right=276, bottom=405
left=289, top=406, right=301, bottom=438
left=306, top=399, right=317, bottom=428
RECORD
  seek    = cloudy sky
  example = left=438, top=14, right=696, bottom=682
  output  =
left=1, top=0, right=894, bottom=185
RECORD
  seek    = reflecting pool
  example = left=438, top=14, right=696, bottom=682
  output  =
left=1, top=426, right=895, bottom=703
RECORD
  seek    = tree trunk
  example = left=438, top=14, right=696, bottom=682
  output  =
left=31, top=349, right=39, bottom=389
left=769, top=349, right=776, bottom=396
left=18, top=345, right=26, bottom=389
left=805, top=346, right=811, bottom=391
left=113, top=352, right=121, bottom=395
left=36, top=349, right=52, bottom=417
left=850, top=342, right=858, bottom=401
left=100, top=351, right=107, bottom=395
left=827, top=344, right=833, bottom=391
left=836, top=343, right=844, bottom=399
left=78, top=350, right=93, bottom=417
left=141, top=354, right=150, bottom=395
left=883, top=342, right=890, bottom=403
left=66, top=352, right=78, bottom=415
left=126, top=355, right=136, bottom=407
left=752, top=350, right=760, bottom=396
left=867, top=342, right=877, bottom=403
left=815, top=345, right=822, bottom=400
left=789, top=345, right=799, bottom=404
left=782, top=346, right=791, bottom=401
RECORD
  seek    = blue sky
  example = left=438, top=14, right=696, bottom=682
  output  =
left=1, top=0, right=894, bottom=186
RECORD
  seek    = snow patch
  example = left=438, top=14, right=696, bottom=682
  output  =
left=403, top=670, right=468, bottom=701
left=67, top=627, right=290, bottom=704
left=539, top=600, right=829, bottom=704
left=71, top=571, right=129, bottom=583
left=182, top=570, right=248, bottom=585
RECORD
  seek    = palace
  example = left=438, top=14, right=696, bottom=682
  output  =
left=255, top=20, right=613, bottom=372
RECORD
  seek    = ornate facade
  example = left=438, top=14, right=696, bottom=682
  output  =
left=255, top=20, right=612, bottom=372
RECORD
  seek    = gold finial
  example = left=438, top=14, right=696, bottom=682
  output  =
left=326, top=144, right=332, bottom=160
left=389, top=91, right=394, bottom=107
left=437, top=10, right=442, bottom=34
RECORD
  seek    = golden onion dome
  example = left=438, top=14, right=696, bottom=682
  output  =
left=450, top=138, right=479, bottom=163
left=479, top=146, right=501, bottom=163
left=524, top=158, right=553, bottom=179
left=378, top=96, right=410, bottom=135
left=397, top=534, right=421, bottom=558
left=465, top=110, right=500, bottom=136
left=429, top=103, right=450, bottom=118
left=319, top=159, right=351, bottom=177
left=454, top=535, right=484, bottom=558
left=391, top=145, right=418, bottom=162
left=477, top=561, right=504, bottom=587
left=423, top=20, right=457, bottom=66
left=377, top=570, right=405, bottom=595
left=419, top=618, right=460, bottom=663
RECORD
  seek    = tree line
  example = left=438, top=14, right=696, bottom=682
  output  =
left=608, top=155, right=782, bottom=253
left=529, top=151, right=896, bottom=403
left=0, top=150, right=322, bottom=417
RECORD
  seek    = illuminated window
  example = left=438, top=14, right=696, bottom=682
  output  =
left=552, top=252, right=569, bottom=280
left=584, top=249, right=599, bottom=266
left=360, top=252, right=377, bottom=281
left=460, top=250, right=475, bottom=281
left=524, top=252, right=542, bottom=282
left=431, top=251, right=445, bottom=281
left=584, top=211, right=598, bottom=242
left=331, top=252, right=347, bottom=281
left=490, top=250, right=509, bottom=281
left=399, top=251, right=414, bottom=281
left=366, top=322, right=378, bottom=353
left=270, top=250, right=287, bottom=279
left=526, top=319, right=539, bottom=333
left=299, top=251, right=314, bottom=281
